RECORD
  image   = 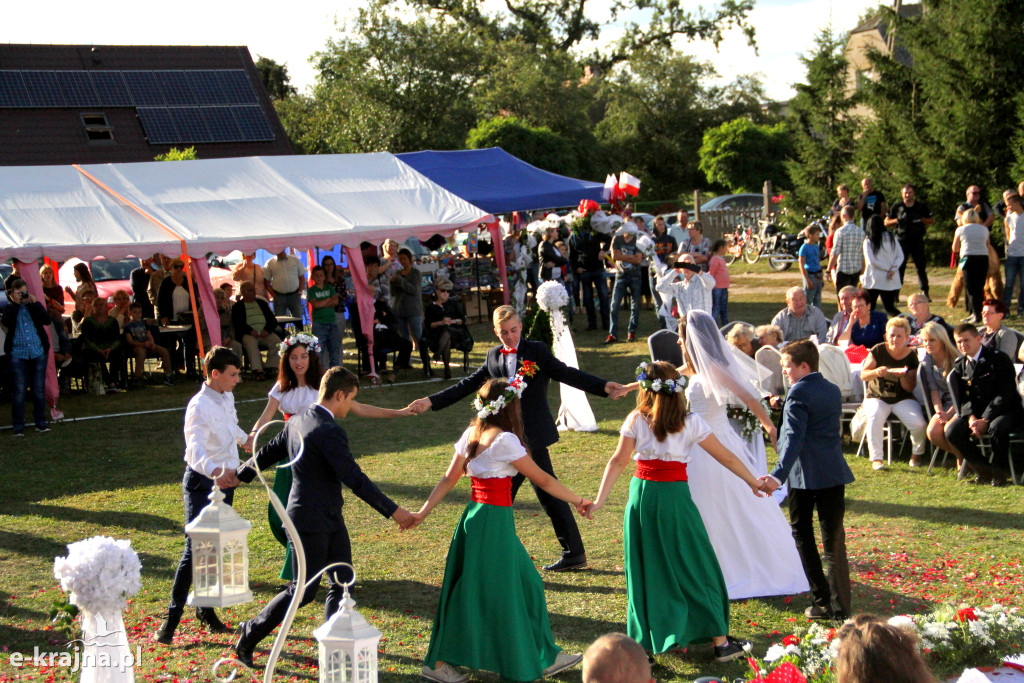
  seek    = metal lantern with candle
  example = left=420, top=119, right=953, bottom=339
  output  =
left=313, top=564, right=381, bottom=683
left=185, top=484, right=253, bottom=608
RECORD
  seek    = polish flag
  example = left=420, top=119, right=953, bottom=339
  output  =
left=619, top=172, right=641, bottom=196
left=602, top=174, right=618, bottom=201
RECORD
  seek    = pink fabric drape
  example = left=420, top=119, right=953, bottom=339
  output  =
left=485, top=221, right=510, bottom=305
left=344, top=246, right=377, bottom=375
left=189, top=258, right=221, bottom=347
left=17, top=260, right=59, bottom=409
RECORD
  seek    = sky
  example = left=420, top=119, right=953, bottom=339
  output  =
left=3, top=0, right=881, bottom=102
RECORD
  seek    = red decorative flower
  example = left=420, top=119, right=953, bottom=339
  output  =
left=578, top=199, right=600, bottom=216
left=782, top=634, right=801, bottom=646
left=520, top=360, right=538, bottom=378
left=824, top=628, right=837, bottom=642
left=956, top=607, right=979, bottom=622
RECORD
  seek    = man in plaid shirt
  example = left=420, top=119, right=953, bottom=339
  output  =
left=827, top=206, right=865, bottom=291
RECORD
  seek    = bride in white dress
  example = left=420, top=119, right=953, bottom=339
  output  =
left=680, top=310, right=809, bottom=600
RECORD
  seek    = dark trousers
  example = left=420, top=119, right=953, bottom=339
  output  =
left=788, top=485, right=851, bottom=616
left=9, top=352, right=47, bottom=432
left=578, top=270, right=610, bottom=330
left=898, top=237, right=929, bottom=296
left=866, top=289, right=900, bottom=316
left=834, top=271, right=860, bottom=291
left=241, top=527, right=352, bottom=647
left=945, top=413, right=1018, bottom=472
left=963, top=255, right=988, bottom=317
left=510, top=445, right=584, bottom=559
left=168, top=468, right=236, bottom=615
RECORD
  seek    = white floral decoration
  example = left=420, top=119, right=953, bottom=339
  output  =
left=53, top=536, right=142, bottom=614
left=472, top=372, right=528, bottom=419
left=279, top=332, right=321, bottom=356
left=536, top=280, right=569, bottom=312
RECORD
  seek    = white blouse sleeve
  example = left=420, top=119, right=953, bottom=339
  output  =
left=494, top=431, right=528, bottom=462
left=453, top=429, right=472, bottom=459
left=686, top=412, right=713, bottom=444
left=268, top=383, right=282, bottom=402
left=620, top=410, right=642, bottom=438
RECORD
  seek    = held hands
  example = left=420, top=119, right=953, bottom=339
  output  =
left=605, top=381, right=629, bottom=400
left=756, top=475, right=779, bottom=496
left=212, top=467, right=241, bottom=489
left=582, top=500, right=602, bottom=520
left=573, top=496, right=593, bottom=516
left=392, top=507, right=420, bottom=531
left=408, top=397, right=432, bottom=415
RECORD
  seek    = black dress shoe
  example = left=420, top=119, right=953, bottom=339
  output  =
left=195, top=607, right=231, bottom=634
left=234, top=624, right=257, bottom=669
left=152, top=611, right=181, bottom=645
left=542, top=555, right=588, bottom=572
left=804, top=605, right=834, bottom=620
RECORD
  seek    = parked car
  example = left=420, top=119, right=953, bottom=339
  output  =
left=59, top=257, right=141, bottom=312
left=700, top=193, right=765, bottom=212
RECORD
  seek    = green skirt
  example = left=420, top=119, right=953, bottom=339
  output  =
left=268, top=466, right=294, bottom=581
left=425, top=502, right=561, bottom=681
left=624, top=477, right=730, bottom=654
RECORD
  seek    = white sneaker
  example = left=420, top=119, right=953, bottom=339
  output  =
left=420, top=663, right=468, bottom=683
left=543, top=653, right=582, bottom=677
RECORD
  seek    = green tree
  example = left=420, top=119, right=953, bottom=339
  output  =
left=255, top=56, right=297, bottom=100
left=698, top=118, right=791, bottom=194
left=785, top=29, right=859, bottom=213
left=466, top=117, right=578, bottom=176
left=595, top=47, right=768, bottom=200
left=154, top=147, right=197, bottom=161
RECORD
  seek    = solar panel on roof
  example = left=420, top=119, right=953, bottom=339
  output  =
left=188, top=70, right=227, bottom=105
left=56, top=71, right=100, bottom=107
left=137, top=107, right=179, bottom=144
left=0, top=71, right=32, bottom=107
left=169, top=106, right=213, bottom=143
left=202, top=106, right=241, bottom=142
left=218, top=70, right=260, bottom=105
left=90, top=71, right=133, bottom=106
left=123, top=71, right=165, bottom=107
left=156, top=71, right=196, bottom=106
left=23, top=71, right=66, bottom=107
left=232, top=105, right=275, bottom=141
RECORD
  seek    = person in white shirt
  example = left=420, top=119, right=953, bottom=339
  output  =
left=154, top=347, right=252, bottom=645
left=656, top=255, right=714, bottom=326
left=263, top=250, right=307, bottom=320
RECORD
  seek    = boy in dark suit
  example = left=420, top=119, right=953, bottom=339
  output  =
left=410, top=305, right=627, bottom=571
left=233, top=367, right=415, bottom=668
left=759, top=340, right=854, bottom=620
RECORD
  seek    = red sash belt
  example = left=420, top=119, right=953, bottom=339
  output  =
left=634, top=459, right=688, bottom=482
left=470, top=477, right=513, bottom=506
left=282, top=413, right=293, bottom=421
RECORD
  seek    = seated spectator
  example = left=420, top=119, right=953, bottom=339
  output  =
left=213, top=288, right=244, bottom=359
left=770, top=286, right=828, bottom=341
left=725, top=323, right=758, bottom=358
left=918, top=322, right=962, bottom=469
left=70, top=291, right=97, bottom=339
left=582, top=633, right=653, bottom=683
left=419, top=276, right=473, bottom=380
left=946, top=323, right=1024, bottom=486
left=80, top=296, right=125, bottom=392
left=109, top=289, right=131, bottom=329
left=900, top=292, right=953, bottom=339
left=859, top=317, right=926, bottom=470
left=835, top=290, right=887, bottom=348
left=978, top=298, right=1020, bottom=359
left=231, top=281, right=281, bottom=381
left=826, top=285, right=858, bottom=344
left=123, top=302, right=173, bottom=386
left=835, top=614, right=937, bottom=683
left=755, top=324, right=784, bottom=349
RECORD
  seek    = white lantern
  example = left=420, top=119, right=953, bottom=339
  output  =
left=185, top=485, right=253, bottom=608
left=313, top=574, right=381, bottom=683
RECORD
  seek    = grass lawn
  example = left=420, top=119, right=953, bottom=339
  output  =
left=1, top=261, right=1022, bottom=682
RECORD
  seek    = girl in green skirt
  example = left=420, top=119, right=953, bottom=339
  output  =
left=587, top=360, right=766, bottom=661
left=415, top=378, right=591, bottom=683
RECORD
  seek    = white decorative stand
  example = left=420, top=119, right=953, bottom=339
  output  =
left=536, top=281, right=597, bottom=432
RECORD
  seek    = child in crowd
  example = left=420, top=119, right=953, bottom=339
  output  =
left=799, top=225, right=824, bottom=309
left=586, top=361, right=762, bottom=661
left=307, top=265, right=341, bottom=368
left=835, top=614, right=937, bottom=683
left=415, top=378, right=588, bottom=683
left=123, top=302, right=173, bottom=386
left=708, top=239, right=731, bottom=327
left=582, top=633, right=654, bottom=683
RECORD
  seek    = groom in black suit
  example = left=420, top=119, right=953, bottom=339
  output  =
left=234, top=367, right=415, bottom=668
left=411, top=305, right=626, bottom=571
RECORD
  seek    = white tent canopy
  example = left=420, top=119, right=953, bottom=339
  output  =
left=0, top=152, right=494, bottom=262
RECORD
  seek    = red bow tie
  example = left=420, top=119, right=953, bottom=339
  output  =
left=500, top=347, right=518, bottom=355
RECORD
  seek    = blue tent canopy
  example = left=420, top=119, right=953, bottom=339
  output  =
left=397, top=147, right=604, bottom=214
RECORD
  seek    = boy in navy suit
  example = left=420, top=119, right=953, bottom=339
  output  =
left=760, top=340, right=854, bottom=620
left=411, top=305, right=627, bottom=571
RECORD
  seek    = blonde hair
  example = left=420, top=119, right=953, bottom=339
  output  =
left=492, top=305, right=519, bottom=327
left=582, top=633, right=651, bottom=683
left=919, top=322, right=959, bottom=375
left=725, top=323, right=755, bottom=346
left=885, top=316, right=912, bottom=336
left=962, top=207, right=983, bottom=224
left=755, top=324, right=783, bottom=345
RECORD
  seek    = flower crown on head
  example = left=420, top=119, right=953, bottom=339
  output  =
left=279, top=332, right=321, bottom=356
left=635, top=361, right=687, bottom=395
left=472, top=371, right=528, bottom=419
